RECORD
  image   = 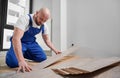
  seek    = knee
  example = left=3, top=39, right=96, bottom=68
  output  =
left=35, top=55, right=47, bottom=62
left=6, top=53, right=18, bottom=68
left=6, top=58, right=18, bottom=68
left=40, top=55, right=47, bottom=61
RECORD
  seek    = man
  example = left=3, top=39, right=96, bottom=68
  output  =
left=5, top=8, right=61, bottom=72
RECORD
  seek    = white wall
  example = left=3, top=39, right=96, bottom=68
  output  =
left=67, top=0, right=120, bottom=57
left=32, top=0, right=52, bottom=12
left=52, top=0, right=67, bottom=52
left=60, top=0, right=67, bottom=51
left=51, top=0, right=61, bottom=51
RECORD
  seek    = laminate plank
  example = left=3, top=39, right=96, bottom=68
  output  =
left=73, top=57, right=120, bottom=72
left=52, top=57, right=120, bottom=75
left=32, top=46, right=80, bottom=70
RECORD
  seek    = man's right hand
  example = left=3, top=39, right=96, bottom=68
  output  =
left=17, top=61, right=32, bottom=73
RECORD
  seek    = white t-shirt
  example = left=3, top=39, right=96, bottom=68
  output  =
left=15, top=14, right=49, bottom=35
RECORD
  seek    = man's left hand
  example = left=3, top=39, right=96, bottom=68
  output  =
left=55, top=50, right=62, bottom=55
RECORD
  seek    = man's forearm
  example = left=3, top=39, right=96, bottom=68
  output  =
left=45, top=40, right=58, bottom=52
left=42, top=34, right=59, bottom=53
left=12, top=38, right=24, bottom=62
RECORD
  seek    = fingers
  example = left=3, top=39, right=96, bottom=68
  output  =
left=25, top=65, right=32, bottom=72
left=58, top=52, right=62, bottom=54
left=28, top=66, right=32, bottom=71
left=56, top=52, right=62, bottom=55
left=22, top=66, right=25, bottom=73
left=17, top=66, right=21, bottom=73
left=17, top=65, right=32, bottom=73
left=17, top=66, right=25, bottom=73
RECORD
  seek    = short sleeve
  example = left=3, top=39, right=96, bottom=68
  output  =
left=14, top=15, right=29, bottom=31
left=43, top=23, right=49, bottom=35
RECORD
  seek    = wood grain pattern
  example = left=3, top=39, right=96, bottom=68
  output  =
left=52, top=57, right=120, bottom=75
left=50, top=58, right=94, bottom=69
left=32, top=46, right=80, bottom=70
left=73, top=57, right=120, bottom=72
left=10, top=68, right=63, bottom=78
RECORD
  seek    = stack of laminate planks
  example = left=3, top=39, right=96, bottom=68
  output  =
left=51, top=57, right=120, bottom=75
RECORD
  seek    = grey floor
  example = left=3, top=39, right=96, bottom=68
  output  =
left=0, top=51, right=6, bottom=66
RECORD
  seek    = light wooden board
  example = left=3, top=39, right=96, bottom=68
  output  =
left=45, top=55, right=79, bottom=68
left=75, top=57, right=120, bottom=72
left=32, top=46, right=80, bottom=70
left=0, top=68, right=63, bottom=78
left=52, top=57, right=120, bottom=75
left=50, top=58, right=94, bottom=69
left=53, top=64, right=120, bottom=78
left=94, top=64, right=120, bottom=78
left=0, top=60, right=39, bottom=73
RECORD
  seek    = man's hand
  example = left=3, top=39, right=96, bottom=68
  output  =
left=17, top=61, right=32, bottom=73
left=55, top=50, right=62, bottom=55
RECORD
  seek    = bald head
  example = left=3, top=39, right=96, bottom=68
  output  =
left=39, top=8, right=50, bottom=20
left=34, top=8, right=50, bottom=25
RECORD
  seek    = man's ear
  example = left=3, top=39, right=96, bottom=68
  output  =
left=34, top=11, right=39, bottom=17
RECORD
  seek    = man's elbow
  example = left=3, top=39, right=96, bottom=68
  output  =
left=12, top=37, right=20, bottom=44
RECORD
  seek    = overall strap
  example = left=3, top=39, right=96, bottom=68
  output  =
left=28, top=14, right=32, bottom=26
left=41, top=25, right=45, bottom=34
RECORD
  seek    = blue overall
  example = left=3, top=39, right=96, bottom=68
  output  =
left=5, top=14, right=47, bottom=68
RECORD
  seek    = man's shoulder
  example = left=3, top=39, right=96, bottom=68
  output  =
left=20, top=13, right=34, bottom=19
left=18, top=14, right=30, bottom=21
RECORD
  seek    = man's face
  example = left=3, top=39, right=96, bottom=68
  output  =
left=35, top=12, right=48, bottom=26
